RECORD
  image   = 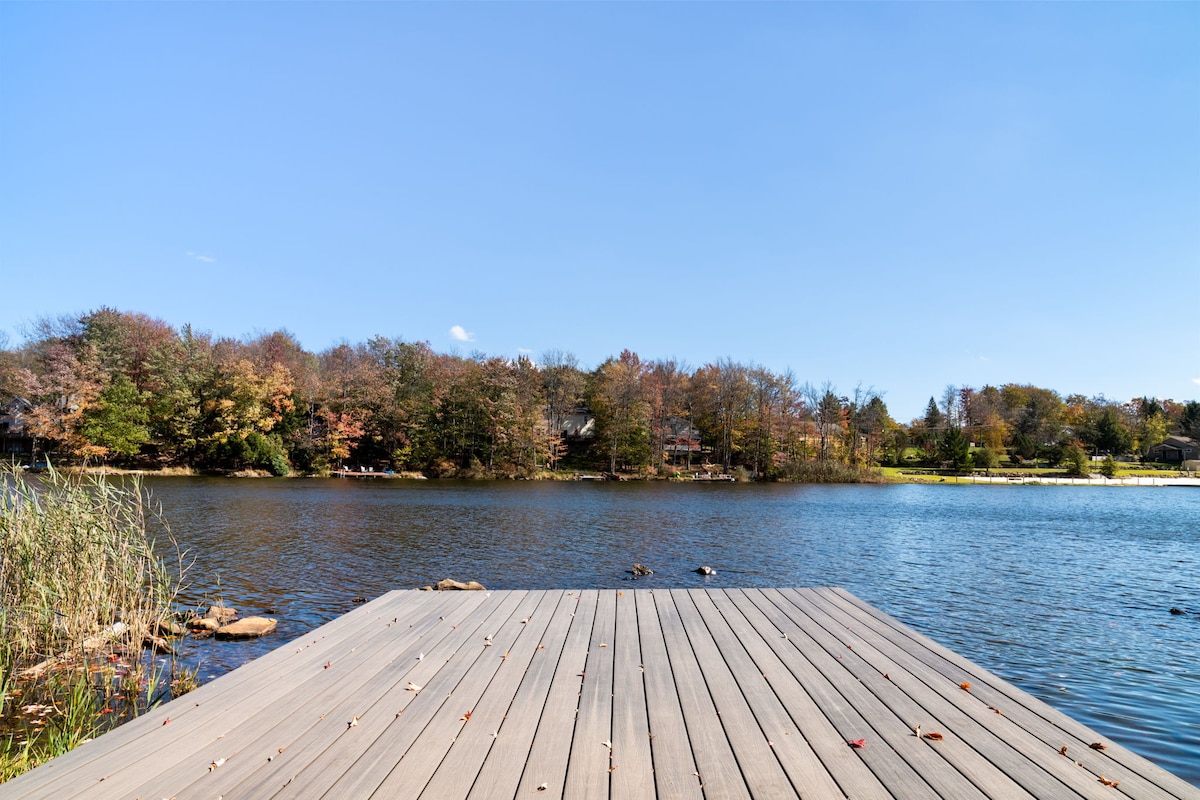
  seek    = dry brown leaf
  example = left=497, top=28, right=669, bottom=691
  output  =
left=923, top=732, right=944, bottom=741
left=1058, top=745, right=1068, bottom=756
left=1089, top=742, right=1108, bottom=751
left=959, top=682, right=971, bottom=692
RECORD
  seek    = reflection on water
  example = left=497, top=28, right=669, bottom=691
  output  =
left=144, top=478, right=1200, bottom=784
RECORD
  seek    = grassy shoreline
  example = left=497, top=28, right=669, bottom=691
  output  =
left=0, top=467, right=194, bottom=781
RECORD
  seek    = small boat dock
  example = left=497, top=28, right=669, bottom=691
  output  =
left=2, top=588, right=1194, bottom=799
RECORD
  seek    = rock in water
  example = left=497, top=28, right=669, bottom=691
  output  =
left=204, top=604, right=239, bottom=624
left=435, top=578, right=486, bottom=591
left=144, top=634, right=176, bottom=655
left=188, top=617, right=220, bottom=633
left=214, top=617, right=278, bottom=640
left=695, top=566, right=716, bottom=576
left=628, top=563, right=654, bottom=578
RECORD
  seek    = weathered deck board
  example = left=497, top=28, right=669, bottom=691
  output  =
left=1, top=589, right=1195, bottom=800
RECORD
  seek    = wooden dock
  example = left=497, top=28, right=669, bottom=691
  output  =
left=2, top=589, right=1195, bottom=799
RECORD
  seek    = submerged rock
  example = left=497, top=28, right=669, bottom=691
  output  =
left=695, top=566, right=716, bottom=576
left=435, top=578, right=486, bottom=591
left=627, top=563, right=654, bottom=578
left=215, top=617, right=278, bottom=640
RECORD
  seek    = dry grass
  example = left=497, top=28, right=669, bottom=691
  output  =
left=0, top=465, right=192, bottom=781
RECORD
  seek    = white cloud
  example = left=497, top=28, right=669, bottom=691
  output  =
left=517, top=347, right=533, bottom=355
left=1192, top=377, right=1200, bottom=386
left=186, top=251, right=216, bottom=263
left=449, top=325, right=475, bottom=342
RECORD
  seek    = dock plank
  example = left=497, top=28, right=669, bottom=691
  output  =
left=636, top=589, right=705, bottom=800
left=563, top=588, right=617, bottom=799
left=1, top=588, right=1192, bottom=800
left=130, top=589, right=480, bottom=800
left=513, top=589, right=598, bottom=799
left=672, top=588, right=797, bottom=797
left=712, top=589, right=893, bottom=800
left=654, top=588, right=751, bottom=799
left=609, top=589, right=654, bottom=800
left=464, top=591, right=585, bottom=800
left=692, top=589, right=852, bottom=799
left=796, top=587, right=1142, bottom=800
left=818, top=588, right=1196, bottom=800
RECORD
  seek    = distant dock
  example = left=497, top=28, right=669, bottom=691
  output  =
left=2, top=589, right=1194, bottom=799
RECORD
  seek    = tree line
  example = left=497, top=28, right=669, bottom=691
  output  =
left=1, top=309, right=1197, bottom=478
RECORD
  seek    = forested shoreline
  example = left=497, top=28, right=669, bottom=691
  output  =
left=1, top=309, right=1197, bottom=479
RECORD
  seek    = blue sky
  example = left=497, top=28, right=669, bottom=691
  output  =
left=1, top=2, right=1197, bottom=421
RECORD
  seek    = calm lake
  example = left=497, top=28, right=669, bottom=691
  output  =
left=143, top=478, right=1200, bottom=785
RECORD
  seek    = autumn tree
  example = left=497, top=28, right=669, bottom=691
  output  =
left=643, top=359, right=692, bottom=472
left=802, top=382, right=846, bottom=461
left=692, top=359, right=751, bottom=469
left=588, top=350, right=650, bottom=473
left=79, top=374, right=150, bottom=461
left=22, top=340, right=104, bottom=461
left=539, top=351, right=586, bottom=471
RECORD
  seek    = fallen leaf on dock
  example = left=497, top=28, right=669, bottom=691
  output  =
left=988, top=706, right=1003, bottom=715
left=347, top=716, right=359, bottom=728
left=1059, top=745, right=1068, bottom=756
left=536, top=782, right=548, bottom=791
left=601, top=739, right=612, bottom=750
left=208, top=758, right=226, bottom=772
left=959, top=682, right=971, bottom=691
left=1099, top=776, right=1119, bottom=787
left=923, top=732, right=944, bottom=741
left=848, top=739, right=866, bottom=748
left=1089, top=742, right=1107, bottom=750
left=461, top=711, right=472, bottom=721
left=407, top=682, right=422, bottom=692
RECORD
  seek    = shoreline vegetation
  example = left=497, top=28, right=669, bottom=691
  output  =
left=1, top=309, right=1198, bottom=483
left=37, top=462, right=1200, bottom=487
left=0, top=466, right=197, bottom=781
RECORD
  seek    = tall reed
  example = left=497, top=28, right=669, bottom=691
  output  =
left=0, top=465, right=189, bottom=780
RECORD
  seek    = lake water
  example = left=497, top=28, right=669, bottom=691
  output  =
left=143, top=478, right=1200, bottom=785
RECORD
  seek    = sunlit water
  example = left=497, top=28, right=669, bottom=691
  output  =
left=143, top=478, right=1200, bottom=785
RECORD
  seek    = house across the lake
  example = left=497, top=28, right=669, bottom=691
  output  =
left=1145, top=435, right=1200, bottom=463
left=0, top=397, right=36, bottom=461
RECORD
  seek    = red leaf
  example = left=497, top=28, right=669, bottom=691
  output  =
left=848, top=738, right=866, bottom=748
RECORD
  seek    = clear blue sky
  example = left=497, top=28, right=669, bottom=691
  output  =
left=2, top=1, right=1197, bottom=421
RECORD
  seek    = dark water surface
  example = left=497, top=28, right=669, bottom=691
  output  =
left=145, top=478, right=1200, bottom=785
